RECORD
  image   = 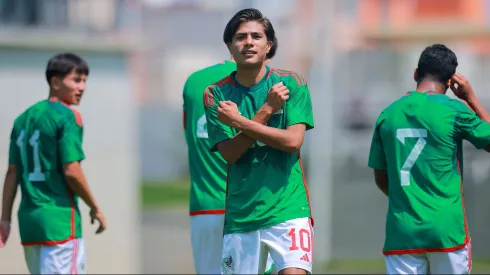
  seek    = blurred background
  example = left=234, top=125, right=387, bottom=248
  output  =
left=1, top=0, right=490, bottom=273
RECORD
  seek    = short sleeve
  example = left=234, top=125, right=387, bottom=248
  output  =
left=203, top=86, right=234, bottom=152
left=368, top=116, right=387, bottom=170
left=285, top=78, right=314, bottom=130
left=8, top=127, right=19, bottom=165
left=455, top=108, right=490, bottom=149
left=58, top=113, right=85, bottom=164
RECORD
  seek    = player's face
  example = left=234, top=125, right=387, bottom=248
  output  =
left=228, top=21, right=272, bottom=67
left=57, top=70, right=87, bottom=106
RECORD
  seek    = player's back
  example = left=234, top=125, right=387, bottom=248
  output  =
left=375, top=91, right=472, bottom=254
left=183, top=60, right=236, bottom=214
left=11, top=97, right=83, bottom=244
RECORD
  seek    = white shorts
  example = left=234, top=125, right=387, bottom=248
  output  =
left=23, top=238, right=86, bottom=274
left=191, top=214, right=275, bottom=274
left=221, top=217, right=314, bottom=274
left=384, top=242, right=472, bottom=274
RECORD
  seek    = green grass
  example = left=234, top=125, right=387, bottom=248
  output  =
left=313, top=259, right=490, bottom=274
left=141, top=178, right=190, bottom=209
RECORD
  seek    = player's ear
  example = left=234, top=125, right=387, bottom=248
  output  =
left=413, top=68, right=418, bottom=82
left=266, top=39, right=272, bottom=54
left=50, top=76, right=60, bottom=90
left=227, top=43, right=232, bottom=54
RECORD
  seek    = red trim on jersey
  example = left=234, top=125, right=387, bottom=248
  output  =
left=204, top=87, right=214, bottom=107
left=266, top=67, right=274, bottom=79
left=383, top=157, right=470, bottom=255
left=69, top=107, right=83, bottom=127
left=298, top=153, right=314, bottom=227
left=203, top=76, right=234, bottom=107
left=48, top=97, right=83, bottom=126
left=189, top=209, right=226, bottom=216
left=270, top=68, right=305, bottom=86
left=22, top=173, right=77, bottom=246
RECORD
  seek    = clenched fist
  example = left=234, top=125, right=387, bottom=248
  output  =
left=265, top=82, right=289, bottom=113
left=218, top=101, right=241, bottom=126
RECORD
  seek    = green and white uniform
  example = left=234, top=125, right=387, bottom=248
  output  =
left=184, top=61, right=274, bottom=274
left=10, top=97, right=86, bottom=274
left=368, top=91, right=490, bottom=274
left=205, top=66, right=314, bottom=274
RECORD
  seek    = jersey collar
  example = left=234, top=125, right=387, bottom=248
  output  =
left=231, top=66, right=270, bottom=93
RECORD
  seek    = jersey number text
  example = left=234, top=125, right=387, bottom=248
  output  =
left=396, top=128, right=427, bottom=186
left=196, top=114, right=208, bottom=138
left=288, top=228, right=311, bottom=252
left=16, top=129, right=46, bottom=181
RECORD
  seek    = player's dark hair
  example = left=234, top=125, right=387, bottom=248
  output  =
left=266, top=36, right=278, bottom=59
left=416, top=44, right=458, bottom=85
left=223, top=8, right=276, bottom=45
left=45, top=53, right=89, bottom=85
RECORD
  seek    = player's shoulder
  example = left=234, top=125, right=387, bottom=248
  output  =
left=446, top=97, right=475, bottom=114
left=268, top=67, right=307, bottom=89
left=13, top=99, right=48, bottom=126
left=203, top=75, right=234, bottom=107
left=186, top=61, right=234, bottom=86
left=48, top=97, right=84, bottom=127
left=205, top=74, right=234, bottom=94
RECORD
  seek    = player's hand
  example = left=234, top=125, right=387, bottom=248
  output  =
left=265, top=82, right=289, bottom=113
left=90, top=208, right=107, bottom=234
left=0, top=220, right=10, bottom=248
left=218, top=101, right=241, bottom=126
left=450, top=73, right=477, bottom=102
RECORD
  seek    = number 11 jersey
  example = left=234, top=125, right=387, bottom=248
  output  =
left=368, top=91, right=490, bottom=255
left=9, top=97, right=85, bottom=245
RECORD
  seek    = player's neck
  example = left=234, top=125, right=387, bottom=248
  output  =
left=235, top=64, right=267, bottom=88
left=48, top=90, right=58, bottom=100
left=415, top=80, right=446, bottom=94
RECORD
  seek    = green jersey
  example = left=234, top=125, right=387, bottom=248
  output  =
left=204, top=66, right=314, bottom=234
left=9, top=97, right=85, bottom=245
left=368, top=91, right=490, bottom=255
left=183, top=60, right=237, bottom=215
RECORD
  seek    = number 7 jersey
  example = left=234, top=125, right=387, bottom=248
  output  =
left=368, top=91, right=490, bottom=255
left=9, top=97, right=85, bottom=245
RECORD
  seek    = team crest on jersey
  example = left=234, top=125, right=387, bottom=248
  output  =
left=221, top=255, right=234, bottom=274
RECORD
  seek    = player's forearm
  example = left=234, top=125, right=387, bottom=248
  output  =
left=374, top=170, right=389, bottom=197
left=219, top=105, right=274, bottom=163
left=467, top=96, right=490, bottom=124
left=1, top=166, right=18, bottom=222
left=64, top=163, right=99, bottom=210
left=233, top=118, right=303, bottom=153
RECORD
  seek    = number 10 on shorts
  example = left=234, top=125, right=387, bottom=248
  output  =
left=288, top=228, right=311, bottom=252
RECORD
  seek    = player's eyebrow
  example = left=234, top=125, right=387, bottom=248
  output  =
left=235, top=31, right=263, bottom=36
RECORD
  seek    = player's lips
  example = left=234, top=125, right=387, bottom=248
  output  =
left=242, top=50, right=256, bottom=57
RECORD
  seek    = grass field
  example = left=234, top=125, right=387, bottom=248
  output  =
left=140, top=180, right=490, bottom=273
left=141, top=179, right=190, bottom=209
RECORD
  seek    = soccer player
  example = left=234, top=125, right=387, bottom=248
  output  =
left=183, top=35, right=278, bottom=274
left=368, top=44, right=490, bottom=274
left=204, top=8, right=314, bottom=275
left=0, top=53, right=107, bottom=274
